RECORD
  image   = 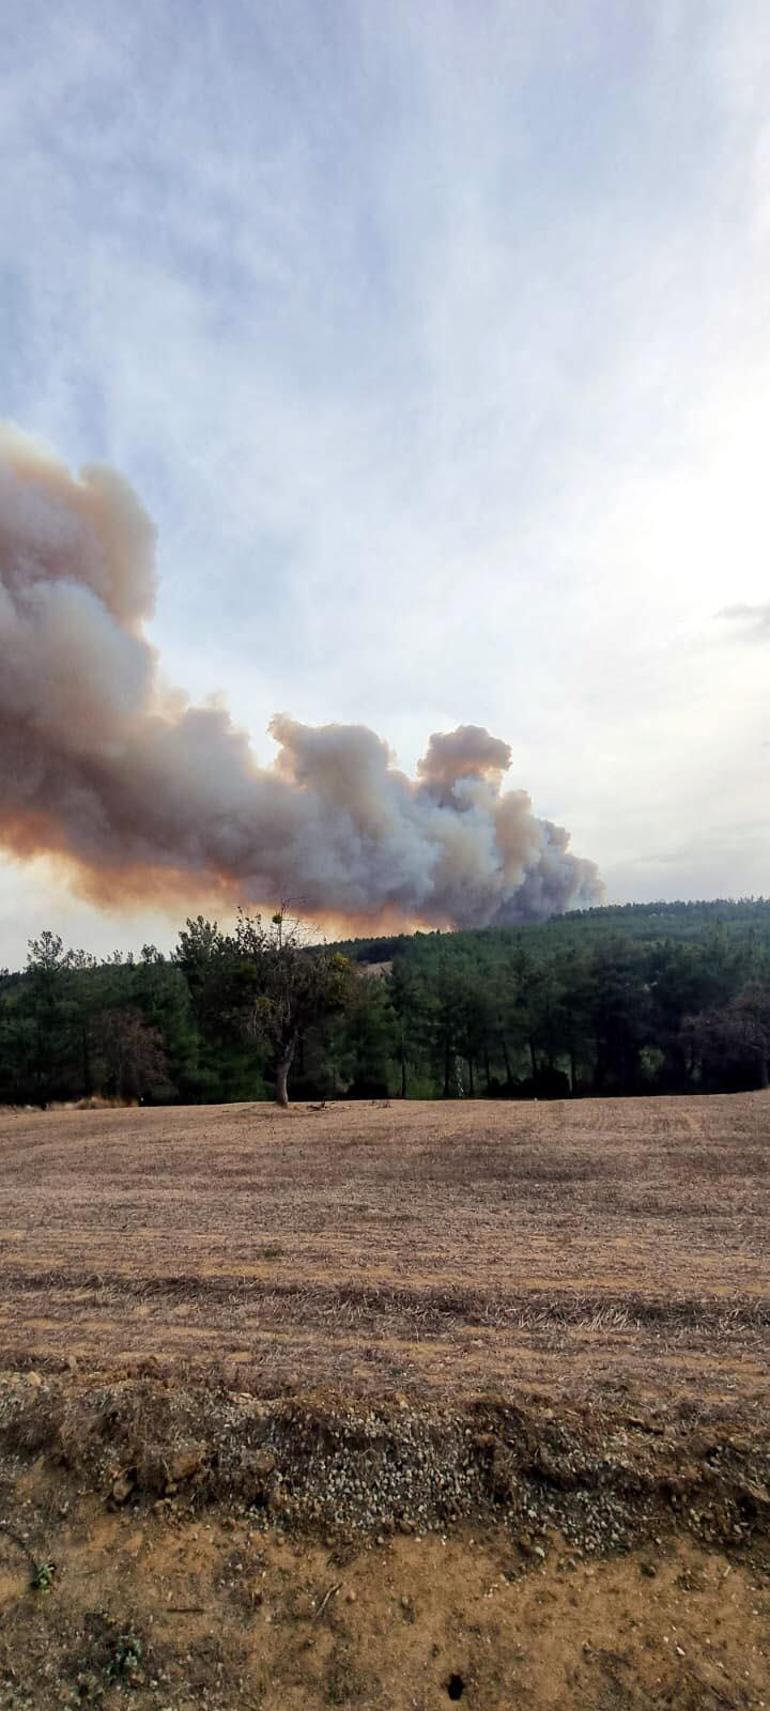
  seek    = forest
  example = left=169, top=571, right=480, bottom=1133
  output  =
left=2, top=899, right=770, bottom=1107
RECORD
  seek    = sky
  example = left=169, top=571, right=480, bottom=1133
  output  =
left=1, top=0, right=769, bottom=965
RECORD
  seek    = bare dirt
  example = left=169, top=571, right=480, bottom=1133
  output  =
left=0, top=1095, right=767, bottom=1708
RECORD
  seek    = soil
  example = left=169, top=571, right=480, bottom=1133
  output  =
left=0, top=1095, right=767, bottom=1708
left=1, top=1492, right=768, bottom=1711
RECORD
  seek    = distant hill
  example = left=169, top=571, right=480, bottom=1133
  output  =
left=333, top=897, right=770, bottom=971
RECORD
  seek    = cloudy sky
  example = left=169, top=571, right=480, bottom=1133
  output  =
left=1, top=0, right=769, bottom=964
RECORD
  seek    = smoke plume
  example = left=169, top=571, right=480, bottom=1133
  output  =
left=0, top=426, right=602, bottom=929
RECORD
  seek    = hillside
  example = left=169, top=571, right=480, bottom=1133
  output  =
left=333, top=896, right=770, bottom=969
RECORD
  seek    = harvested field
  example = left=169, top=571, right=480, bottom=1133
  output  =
left=0, top=1094, right=768, bottom=1404
left=0, top=1095, right=768, bottom=1709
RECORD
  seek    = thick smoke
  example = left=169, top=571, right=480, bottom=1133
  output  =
left=0, top=426, right=602, bottom=929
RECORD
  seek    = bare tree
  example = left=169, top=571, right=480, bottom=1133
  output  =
left=681, top=982, right=770, bottom=1090
left=96, top=1007, right=168, bottom=1102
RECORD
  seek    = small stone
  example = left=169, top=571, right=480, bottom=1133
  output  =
left=249, top=1449, right=277, bottom=1479
left=168, top=1445, right=205, bottom=1484
left=111, top=1473, right=135, bottom=1505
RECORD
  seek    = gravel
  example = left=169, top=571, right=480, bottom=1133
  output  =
left=0, top=1372, right=767, bottom=1560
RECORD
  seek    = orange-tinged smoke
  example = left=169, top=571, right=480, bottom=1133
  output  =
left=0, top=425, right=602, bottom=929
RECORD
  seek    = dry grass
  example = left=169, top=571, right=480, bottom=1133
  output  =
left=1, top=1093, right=768, bottom=1409
left=0, top=1095, right=769, bottom=1710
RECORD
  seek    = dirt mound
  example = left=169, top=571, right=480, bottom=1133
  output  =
left=1, top=1374, right=768, bottom=1557
left=0, top=1376, right=768, bottom=1709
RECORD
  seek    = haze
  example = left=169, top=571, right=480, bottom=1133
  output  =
left=1, top=1, right=769, bottom=962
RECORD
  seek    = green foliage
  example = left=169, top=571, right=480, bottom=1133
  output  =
left=105, top=1632, right=143, bottom=1680
left=0, top=935, right=198, bottom=1108
left=30, top=1559, right=56, bottom=1594
left=2, top=898, right=770, bottom=1104
left=174, top=910, right=355, bottom=1103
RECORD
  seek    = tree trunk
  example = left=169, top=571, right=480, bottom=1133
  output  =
left=275, top=1057, right=290, bottom=1108
left=400, top=1037, right=408, bottom=1099
left=500, top=1034, right=513, bottom=1088
left=467, top=1055, right=475, bottom=1097
left=594, top=1039, right=605, bottom=1092
left=82, top=1024, right=92, bottom=1098
left=275, top=1035, right=297, bottom=1108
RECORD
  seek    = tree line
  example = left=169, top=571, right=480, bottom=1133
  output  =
left=2, top=900, right=770, bottom=1107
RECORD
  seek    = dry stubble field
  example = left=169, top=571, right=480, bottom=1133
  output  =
left=0, top=1095, right=768, bottom=1711
left=1, top=1093, right=768, bottom=1404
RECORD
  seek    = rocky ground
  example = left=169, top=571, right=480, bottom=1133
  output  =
left=0, top=1370, right=768, bottom=1708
